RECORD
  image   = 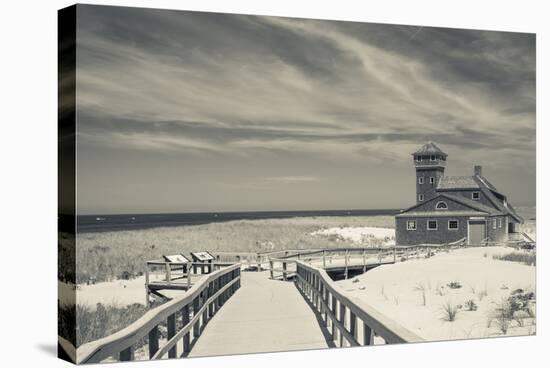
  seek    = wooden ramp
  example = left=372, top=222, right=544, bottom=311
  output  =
left=189, top=271, right=329, bottom=357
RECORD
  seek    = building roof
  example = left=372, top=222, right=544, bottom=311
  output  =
left=398, top=193, right=504, bottom=218
left=412, top=142, right=447, bottom=157
left=437, top=176, right=479, bottom=190
left=435, top=174, right=523, bottom=223
left=471, top=176, right=523, bottom=223
left=443, top=193, right=502, bottom=215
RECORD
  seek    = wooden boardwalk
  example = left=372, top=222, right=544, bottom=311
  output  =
left=189, top=271, right=329, bottom=357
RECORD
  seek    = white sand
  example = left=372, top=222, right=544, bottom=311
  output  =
left=59, top=273, right=187, bottom=308
left=337, top=246, right=536, bottom=341
left=311, top=227, right=395, bottom=244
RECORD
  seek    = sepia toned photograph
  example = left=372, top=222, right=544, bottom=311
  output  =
left=58, top=4, right=536, bottom=364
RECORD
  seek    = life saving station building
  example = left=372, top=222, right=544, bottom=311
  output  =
left=395, top=142, right=523, bottom=245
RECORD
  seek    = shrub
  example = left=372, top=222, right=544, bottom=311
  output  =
left=413, top=283, right=427, bottom=306
left=464, top=299, right=478, bottom=311
left=441, top=301, right=460, bottom=321
left=447, top=281, right=462, bottom=289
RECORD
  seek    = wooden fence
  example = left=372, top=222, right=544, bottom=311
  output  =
left=76, top=263, right=241, bottom=364
left=295, top=260, right=423, bottom=346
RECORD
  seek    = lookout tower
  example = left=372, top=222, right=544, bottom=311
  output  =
left=412, top=142, right=447, bottom=204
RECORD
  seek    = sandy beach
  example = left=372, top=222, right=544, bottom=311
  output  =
left=337, top=246, right=536, bottom=341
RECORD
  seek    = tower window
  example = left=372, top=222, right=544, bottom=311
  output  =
left=435, top=201, right=448, bottom=210
left=472, top=192, right=480, bottom=200
left=430, top=177, right=435, bottom=184
left=418, top=194, right=424, bottom=202
left=427, top=220, right=438, bottom=230
left=406, top=221, right=417, bottom=231
left=448, top=220, right=459, bottom=230
left=430, top=155, right=436, bottom=161
left=416, top=156, right=422, bottom=162
left=418, top=177, right=424, bottom=184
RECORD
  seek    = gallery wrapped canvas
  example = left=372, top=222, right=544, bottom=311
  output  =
left=58, top=4, right=536, bottom=364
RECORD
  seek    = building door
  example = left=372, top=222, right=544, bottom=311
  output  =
left=468, top=221, right=486, bottom=245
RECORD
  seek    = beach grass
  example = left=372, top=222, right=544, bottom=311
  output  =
left=72, top=215, right=394, bottom=284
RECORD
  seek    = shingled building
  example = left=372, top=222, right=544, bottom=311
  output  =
left=395, top=142, right=523, bottom=245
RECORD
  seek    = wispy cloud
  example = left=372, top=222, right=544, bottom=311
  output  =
left=74, top=5, right=535, bottom=213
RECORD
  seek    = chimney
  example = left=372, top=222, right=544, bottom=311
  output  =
left=474, top=165, right=482, bottom=177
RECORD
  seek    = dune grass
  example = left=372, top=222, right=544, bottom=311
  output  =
left=58, top=301, right=164, bottom=347
left=70, top=215, right=394, bottom=284
left=493, top=252, right=536, bottom=266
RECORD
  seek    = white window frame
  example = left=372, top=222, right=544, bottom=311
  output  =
left=435, top=201, right=448, bottom=210
left=406, top=220, right=417, bottom=231
left=430, top=177, right=435, bottom=184
left=472, top=192, right=480, bottom=200
left=418, top=194, right=424, bottom=202
left=418, top=177, right=424, bottom=184
left=448, top=220, right=459, bottom=230
left=493, top=218, right=497, bottom=229
left=430, top=155, right=436, bottom=161
left=427, top=220, right=438, bottom=231
left=498, top=218, right=502, bottom=228
left=416, top=156, right=422, bottom=162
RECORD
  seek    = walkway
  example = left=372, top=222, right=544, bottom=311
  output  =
left=189, top=271, right=329, bottom=357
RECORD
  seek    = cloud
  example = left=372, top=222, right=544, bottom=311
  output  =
left=73, top=5, right=536, bottom=212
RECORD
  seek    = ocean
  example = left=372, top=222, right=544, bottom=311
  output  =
left=76, top=209, right=400, bottom=233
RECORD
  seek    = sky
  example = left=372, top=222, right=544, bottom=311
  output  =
left=75, top=5, right=536, bottom=215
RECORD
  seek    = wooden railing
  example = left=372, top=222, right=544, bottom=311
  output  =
left=77, top=263, right=241, bottom=364
left=295, top=260, right=423, bottom=346
left=268, top=243, right=478, bottom=281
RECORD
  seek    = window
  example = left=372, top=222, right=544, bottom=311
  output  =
left=436, top=201, right=448, bottom=210
left=418, top=194, right=424, bottom=202
left=416, top=156, right=422, bottom=162
left=493, top=219, right=497, bottom=229
left=498, top=218, right=502, bottom=228
left=448, top=220, right=459, bottom=230
left=430, top=177, right=435, bottom=185
left=406, top=221, right=417, bottom=231
left=430, top=155, right=436, bottom=161
left=472, top=192, right=480, bottom=200
left=427, top=220, right=438, bottom=230
left=418, top=177, right=424, bottom=184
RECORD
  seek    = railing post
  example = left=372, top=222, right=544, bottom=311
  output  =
left=187, top=270, right=192, bottom=289
left=208, top=281, right=214, bottom=318
left=182, top=304, right=190, bottom=354
left=283, top=261, right=287, bottom=281
left=393, top=247, right=396, bottom=263
left=167, top=313, right=176, bottom=358
left=193, top=296, right=200, bottom=337
left=331, top=295, right=337, bottom=341
left=322, top=250, right=326, bottom=268
left=339, top=302, right=346, bottom=347
left=119, top=346, right=134, bottom=361
left=269, top=260, right=274, bottom=279
left=350, top=312, right=357, bottom=341
left=344, top=249, right=349, bottom=280
left=362, top=249, right=367, bottom=272
left=148, top=325, right=159, bottom=359
left=363, top=323, right=374, bottom=345
left=202, top=290, right=209, bottom=326
left=166, top=263, right=171, bottom=283
left=145, top=264, right=150, bottom=307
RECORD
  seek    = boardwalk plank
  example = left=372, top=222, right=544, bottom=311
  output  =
left=189, top=272, right=328, bottom=357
